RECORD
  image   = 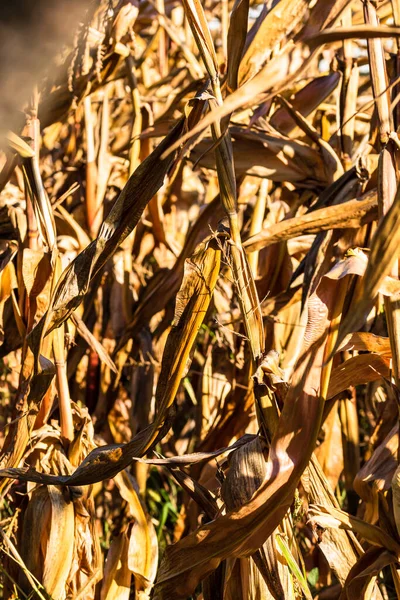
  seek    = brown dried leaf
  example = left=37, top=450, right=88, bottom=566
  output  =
left=244, top=192, right=377, bottom=252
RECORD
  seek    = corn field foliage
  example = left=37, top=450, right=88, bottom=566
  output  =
left=3, top=0, right=400, bottom=598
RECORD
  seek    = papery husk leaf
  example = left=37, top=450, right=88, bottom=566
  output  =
left=42, top=486, right=75, bottom=600
left=115, top=470, right=158, bottom=597
left=18, top=483, right=74, bottom=600
left=0, top=435, right=254, bottom=486
left=327, top=354, right=390, bottom=399
left=19, top=486, right=52, bottom=590
left=6, top=130, right=35, bottom=158
left=308, top=504, right=400, bottom=555
left=181, top=0, right=218, bottom=80
left=0, top=261, right=17, bottom=330
left=0, top=349, right=55, bottom=491
left=163, top=0, right=350, bottom=157
left=275, top=94, right=343, bottom=182
left=301, top=0, right=351, bottom=38
left=115, top=195, right=225, bottom=350
left=392, top=462, right=400, bottom=541
left=100, top=532, right=132, bottom=600
left=55, top=204, right=91, bottom=251
left=269, top=72, right=341, bottom=134
left=162, top=47, right=319, bottom=158
left=168, top=466, right=219, bottom=522
left=148, top=235, right=222, bottom=446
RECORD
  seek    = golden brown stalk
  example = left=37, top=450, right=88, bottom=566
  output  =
left=84, top=95, right=98, bottom=238
left=92, top=85, right=111, bottom=237
left=247, top=179, right=268, bottom=277
left=53, top=324, right=74, bottom=445
left=221, top=0, right=228, bottom=60
left=339, top=389, right=361, bottom=509
left=181, top=0, right=264, bottom=363
left=339, top=7, right=359, bottom=170
left=156, top=0, right=168, bottom=77
left=26, top=194, right=39, bottom=252
left=364, top=1, right=393, bottom=144
left=52, top=254, right=74, bottom=445
left=364, top=0, right=400, bottom=387
left=238, top=0, right=309, bottom=86
left=14, top=110, right=57, bottom=253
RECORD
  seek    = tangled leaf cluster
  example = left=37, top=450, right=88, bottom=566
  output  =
left=1, top=0, right=400, bottom=598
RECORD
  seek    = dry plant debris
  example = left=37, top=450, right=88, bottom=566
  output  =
left=3, top=0, right=400, bottom=598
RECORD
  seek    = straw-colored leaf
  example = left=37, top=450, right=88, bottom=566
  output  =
left=244, top=191, right=377, bottom=252
left=308, top=504, right=400, bottom=555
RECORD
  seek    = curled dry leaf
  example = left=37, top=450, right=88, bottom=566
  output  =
left=308, top=504, right=400, bottom=556
left=244, top=192, right=378, bottom=252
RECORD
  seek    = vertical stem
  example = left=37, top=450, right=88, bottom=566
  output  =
left=156, top=0, right=168, bottom=77
left=364, top=1, right=393, bottom=144
left=221, top=0, right=228, bottom=61
left=364, top=0, right=400, bottom=386
left=393, top=0, right=400, bottom=129
left=180, top=0, right=265, bottom=363
left=339, top=386, right=360, bottom=513
left=211, top=81, right=264, bottom=362
left=339, top=8, right=358, bottom=171
left=84, top=95, right=97, bottom=237
left=53, top=255, right=74, bottom=445
left=248, top=179, right=268, bottom=277
left=91, top=85, right=110, bottom=237
left=320, top=277, right=348, bottom=401
left=53, top=326, right=74, bottom=446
